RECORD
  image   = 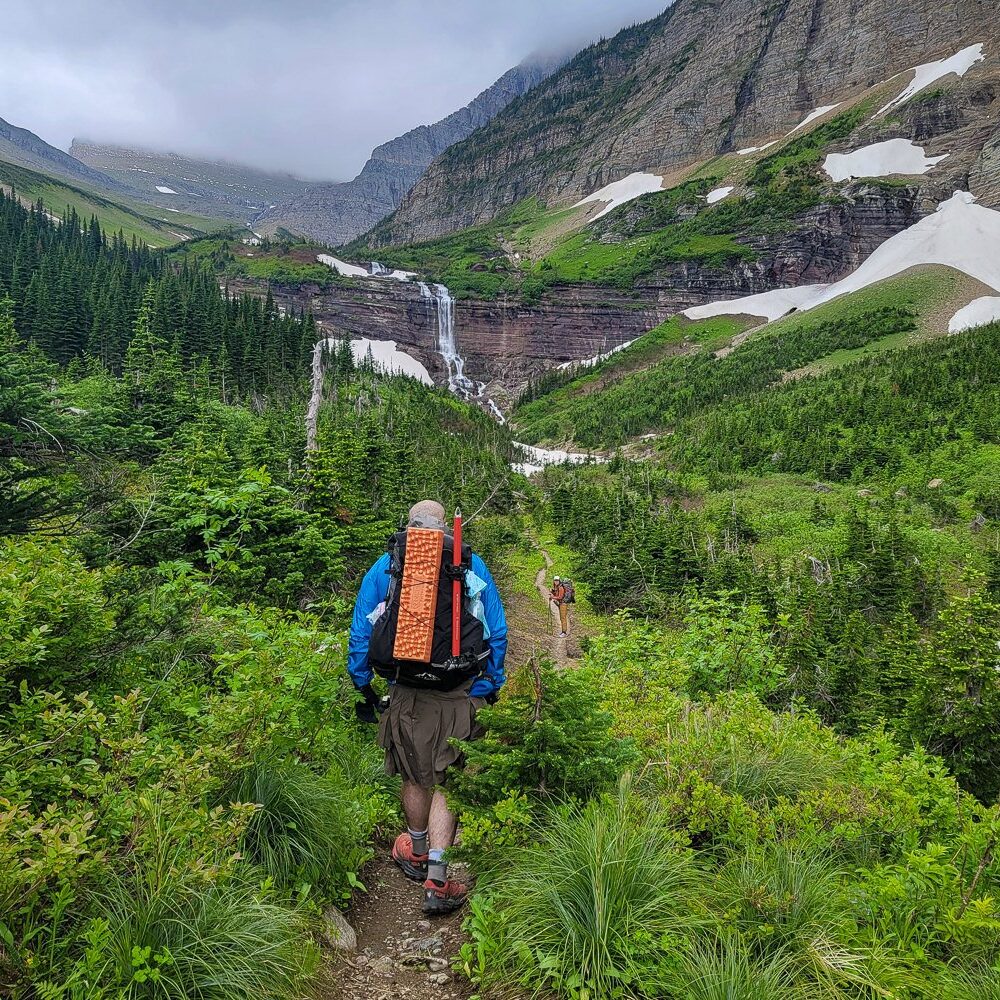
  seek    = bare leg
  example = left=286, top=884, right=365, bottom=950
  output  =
left=427, top=789, right=457, bottom=853
left=401, top=781, right=432, bottom=831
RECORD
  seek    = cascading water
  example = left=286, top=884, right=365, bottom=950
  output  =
left=369, top=261, right=390, bottom=276
left=418, top=281, right=484, bottom=399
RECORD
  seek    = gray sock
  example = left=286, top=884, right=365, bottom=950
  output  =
left=408, top=828, right=428, bottom=855
left=427, top=849, right=447, bottom=884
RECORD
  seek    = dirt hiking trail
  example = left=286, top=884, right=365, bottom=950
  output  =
left=320, top=855, right=473, bottom=999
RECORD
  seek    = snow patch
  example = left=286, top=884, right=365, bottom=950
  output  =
left=823, top=139, right=948, bottom=181
left=786, top=104, right=841, bottom=136
left=877, top=43, right=985, bottom=116
left=573, top=172, right=664, bottom=221
left=155, top=185, right=177, bottom=194
left=737, top=141, right=777, bottom=157
left=317, top=254, right=414, bottom=281
left=350, top=338, right=432, bottom=384
left=948, top=296, right=1000, bottom=334
left=511, top=442, right=604, bottom=477
left=558, top=339, right=638, bottom=370
left=684, top=285, right=826, bottom=323
left=685, top=191, right=1000, bottom=323
left=706, top=186, right=734, bottom=205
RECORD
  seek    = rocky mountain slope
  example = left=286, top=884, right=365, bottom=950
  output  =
left=372, top=0, right=999, bottom=245
left=70, top=141, right=319, bottom=225
left=0, top=116, right=123, bottom=193
left=255, top=56, right=564, bottom=246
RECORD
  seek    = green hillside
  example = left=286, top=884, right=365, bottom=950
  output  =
left=512, top=267, right=985, bottom=447
left=0, top=156, right=222, bottom=247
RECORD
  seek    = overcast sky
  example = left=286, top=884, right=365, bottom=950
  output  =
left=2, top=0, right=668, bottom=180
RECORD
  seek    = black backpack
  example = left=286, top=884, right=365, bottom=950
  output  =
left=369, top=529, right=489, bottom=690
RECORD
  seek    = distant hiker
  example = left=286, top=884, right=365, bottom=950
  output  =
left=348, top=499, right=507, bottom=915
left=550, top=575, right=574, bottom=637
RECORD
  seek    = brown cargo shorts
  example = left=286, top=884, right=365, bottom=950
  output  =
left=378, top=682, right=486, bottom=788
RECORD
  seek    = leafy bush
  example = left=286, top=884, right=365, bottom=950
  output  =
left=0, top=537, right=114, bottom=694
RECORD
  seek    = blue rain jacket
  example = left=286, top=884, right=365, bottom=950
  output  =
left=348, top=550, right=508, bottom=698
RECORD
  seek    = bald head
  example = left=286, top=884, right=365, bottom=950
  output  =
left=408, top=500, right=446, bottom=530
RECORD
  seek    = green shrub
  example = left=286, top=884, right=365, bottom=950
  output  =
left=452, top=657, right=637, bottom=807
left=0, top=537, right=114, bottom=694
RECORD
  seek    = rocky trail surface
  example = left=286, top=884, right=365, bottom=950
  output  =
left=320, top=855, right=474, bottom=999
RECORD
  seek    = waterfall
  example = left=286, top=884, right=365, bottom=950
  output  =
left=370, top=261, right=390, bottom=276
left=418, top=281, right=483, bottom=398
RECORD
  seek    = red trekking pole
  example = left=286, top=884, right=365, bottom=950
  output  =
left=452, top=509, right=462, bottom=658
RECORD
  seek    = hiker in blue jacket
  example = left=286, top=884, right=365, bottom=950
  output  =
left=348, top=499, right=507, bottom=914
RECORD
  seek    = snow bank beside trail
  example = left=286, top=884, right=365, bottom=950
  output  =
left=511, top=442, right=604, bottom=477
left=948, top=296, right=1000, bottom=334
left=878, top=43, right=985, bottom=116
left=706, top=186, right=734, bottom=205
left=350, top=338, right=432, bottom=384
left=156, top=185, right=177, bottom=194
left=824, top=139, right=948, bottom=181
left=684, top=285, right=826, bottom=323
left=787, top=104, right=840, bottom=136
left=737, top=141, right=777, bottom=157
left=557, top=339, right=638, bottom=370
left=684, top=191, right=1000, bottom=325
left=574, top=172, right=664, bottom=221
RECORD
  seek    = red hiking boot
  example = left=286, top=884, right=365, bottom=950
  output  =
left=391, top=833, right=428, bottom=882
left=422, top=877, right=469, bottom=915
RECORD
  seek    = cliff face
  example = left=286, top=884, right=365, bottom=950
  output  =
left=255, top=58, right=563, bottom=246
left=374, top=0, right=998, bottom=244
left=233, top=181, right=921, bottom=393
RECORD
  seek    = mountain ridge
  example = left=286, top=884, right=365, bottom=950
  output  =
left=255, top=55, right=566, bottom=246
left=369, top=0, right=999, bottom=245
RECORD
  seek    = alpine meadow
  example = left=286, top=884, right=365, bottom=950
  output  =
left=2, top=1, right=1000, bottom=999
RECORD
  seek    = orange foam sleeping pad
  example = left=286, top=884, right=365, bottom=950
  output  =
left=393, top=528, right=444, bottom=663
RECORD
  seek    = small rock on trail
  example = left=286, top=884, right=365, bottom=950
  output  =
left=320, top=855, right=474, bottom=1000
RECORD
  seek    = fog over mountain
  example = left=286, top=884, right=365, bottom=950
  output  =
left=0, top=0, right=669, bottom=179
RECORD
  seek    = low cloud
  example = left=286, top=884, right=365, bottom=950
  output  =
left=1, top=0, right=669, bottom=180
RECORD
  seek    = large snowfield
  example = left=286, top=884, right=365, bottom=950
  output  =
left=574, top=172, right=665, bottom=220
left=823, top=139, right=948, bottom=181
left=685, top=192, right=1000, bottom=323
left=511, top=442, right=603, bottom=476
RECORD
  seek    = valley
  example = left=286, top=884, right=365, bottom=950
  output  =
left=3, top=2, right=1000, bottom=999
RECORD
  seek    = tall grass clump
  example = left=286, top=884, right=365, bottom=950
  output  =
left=469, top=779, right=699, bottom=998
left=94, top=868, right=316, bottom=999
left=229, top=754, right=369, bottom=899
left=666, top=937, right=806, bottom=1000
